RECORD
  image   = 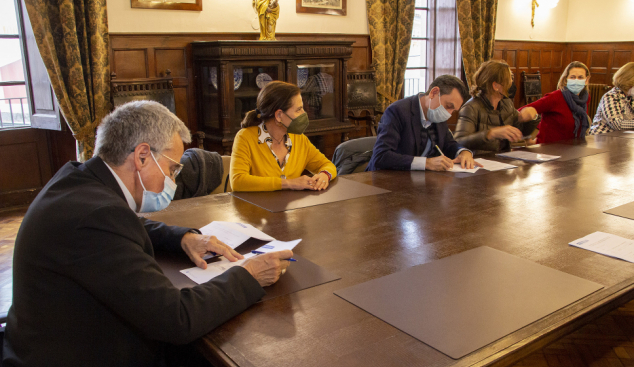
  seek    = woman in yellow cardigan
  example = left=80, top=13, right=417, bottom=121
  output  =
left=230, top=81, right=337, bottom=192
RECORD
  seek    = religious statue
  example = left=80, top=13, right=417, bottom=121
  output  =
left=253, top=0, right=279, bottom=41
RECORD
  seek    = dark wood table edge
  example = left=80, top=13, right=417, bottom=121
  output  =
left=466, top=278, right=634, bottom=367
left=196, top=338, right=239, bottom=367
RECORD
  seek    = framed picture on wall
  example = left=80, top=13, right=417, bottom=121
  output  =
left=296, top=0, right=347, bottom=16
left=131, top=0, right=202, bottom=11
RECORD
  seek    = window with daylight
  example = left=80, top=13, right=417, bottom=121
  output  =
left=0, top=0, right=60, bottom=131
left=404, top=0, right=429, bottom=98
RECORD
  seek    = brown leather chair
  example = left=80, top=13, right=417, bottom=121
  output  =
left=588, top=83, right=611, bottom=118
left=521, top=71, right=542, bottom=104
left=346, top=71, right=383, bottom=136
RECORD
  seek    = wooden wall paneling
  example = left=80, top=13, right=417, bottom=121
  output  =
left=112, top=48, right=148, bottom=79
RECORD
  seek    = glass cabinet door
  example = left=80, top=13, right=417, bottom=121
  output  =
left=200, top=65, right=220, bottom=129
left=232, top=64, right=281, bottom=130
left=297, top=63, right=337, bottom=121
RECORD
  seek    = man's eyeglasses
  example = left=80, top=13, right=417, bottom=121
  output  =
left=155, top=151, right=184, bottom=179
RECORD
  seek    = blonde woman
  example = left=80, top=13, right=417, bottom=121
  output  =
left=454, top=60, right=537, bottom=153
left=589, top=62, right=634, bottom=134
left=519, top=62, right=591, bottom=143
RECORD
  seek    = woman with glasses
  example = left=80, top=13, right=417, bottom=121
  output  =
left=454, top=60, right=538, bottom=153
left=519, top=61, right=592, bottom=143
left=230, top=81, right=337, bottom=192
left=589, top=62, right=634, bottom=135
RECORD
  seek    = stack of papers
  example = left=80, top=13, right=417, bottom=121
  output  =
left=496, top=151, right=560, bottom=163
left=569, top=232, right=634, bottom=263
left=450, top=164, right=480, bottom=173
left=474, top=158, right=518, bottom=171
left=181, top=239, right=302, bottom=284
left=199, top=221, right=275, bottom=259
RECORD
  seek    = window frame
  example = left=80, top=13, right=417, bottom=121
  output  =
left=404, top=3, right=430, bottom=98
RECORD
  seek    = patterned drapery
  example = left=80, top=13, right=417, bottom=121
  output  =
left=366, top=0, right=416, bottom=110
left=24, top=0, right=111, bottom=161
left=457, top=0, right=498, bottom=90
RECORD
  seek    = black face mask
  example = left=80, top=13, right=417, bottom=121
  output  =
left=508, top=83, right=517, bottom=99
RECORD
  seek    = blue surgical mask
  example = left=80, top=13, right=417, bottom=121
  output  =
left=137, top=152, right=177, bottom=213
left=426, top=93, right=452, bottom=123
left=566, top=79, right=586, bottom=95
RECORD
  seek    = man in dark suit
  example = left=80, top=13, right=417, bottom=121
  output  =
left=367, top=75, right=479, bottom=172
left=3, top=101, right=292, bottom=367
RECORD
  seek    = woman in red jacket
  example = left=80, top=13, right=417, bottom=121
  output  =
left=520, top=61, right=591, bottom=144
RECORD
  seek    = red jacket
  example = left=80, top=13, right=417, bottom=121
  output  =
left=520, top=89, right=590, bottom=144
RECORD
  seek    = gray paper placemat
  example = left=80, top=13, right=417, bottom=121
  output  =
left=517, top=144, right=608, bottom=161
left=334, top=246, right=603, bottom=359
left=231, top=177, right=391, bottom=212
left=605, top=201, right=634, bottom=220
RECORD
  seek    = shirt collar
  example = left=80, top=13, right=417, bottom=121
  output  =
left=418, top=93, right=432, bottom=129
left=103, top=162, right=137, bottom=212
left=257, top=121, right=293, bottom=149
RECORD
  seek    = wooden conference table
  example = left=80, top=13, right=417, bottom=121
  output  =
left=146, top=135, right=634, bottom=367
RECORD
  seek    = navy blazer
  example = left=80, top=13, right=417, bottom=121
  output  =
left=4, top=157, right=264, bottom=367
left=366, top=95, right=466, bottom=171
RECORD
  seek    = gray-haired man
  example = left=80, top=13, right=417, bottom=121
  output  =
left=4, top=101, right=291, bottom=367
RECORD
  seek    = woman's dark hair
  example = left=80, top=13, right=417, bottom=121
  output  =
left=241, top=81, right=301, bottom=128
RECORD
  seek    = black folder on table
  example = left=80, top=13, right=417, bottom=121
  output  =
left=232, top=177, right=390, bottom=212
left=156, top=238, right=340, bottom=302
left=334, top=246, right=603, bottom=359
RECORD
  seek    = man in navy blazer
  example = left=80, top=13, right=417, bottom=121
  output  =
left=367, top=75, right=479, bottom=172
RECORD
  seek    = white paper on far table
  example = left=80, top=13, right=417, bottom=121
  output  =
left=496, top=151, right=560, bottom=163
left=569, top=231, right=634, bottom=263
left=254, top=239, right=302, bottom=253
left=449, top=164, right=480, bottom=173
left=474, top=158, right=518, bottom=171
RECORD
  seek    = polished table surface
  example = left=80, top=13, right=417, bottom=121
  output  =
left=146, top=135, right=634, bottom=367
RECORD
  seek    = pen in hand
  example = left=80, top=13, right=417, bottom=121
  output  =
left=435, top=145, right=445, bottom=157
left=251, top=250, right=296, bottom=261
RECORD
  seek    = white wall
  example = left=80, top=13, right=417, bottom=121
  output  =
left=565, top=0, right=634, bottom=42
left=107, top=0, right=369, bottom=34
left=495, top=0, right=569, bottom=42
left=496, top=0, right=634, bottom=42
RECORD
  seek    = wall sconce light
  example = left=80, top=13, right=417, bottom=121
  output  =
left=531, top=0, right=558, bottom=28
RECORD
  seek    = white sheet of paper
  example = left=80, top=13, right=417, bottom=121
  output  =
left=180, top=253, right=256, bottom=284
left=569, top=231, right=634, bottom=263
left=474, top=158, right=518, bottom=171
left=496, top=151, right=560, bottom=163
left=199, top=221, right=275, bottom=249
left=449, top=164, right=480, bottom=173
left=180, top=239, right=302, bottom=284
left=254, top=239, right=302, bottom=253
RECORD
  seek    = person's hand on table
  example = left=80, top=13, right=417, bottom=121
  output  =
left=453, top=151, right=482, bottom=169
left=309, top=172, right=330, bottom=191
left=426, top=155, right=454, bottom=171
left=242, top=250, right=293, bottom=287
left=282, top=175, right=314, bottom=190
left=181, top=232, right=243, bottom=270
left=486, top=125, right=523, bottom=142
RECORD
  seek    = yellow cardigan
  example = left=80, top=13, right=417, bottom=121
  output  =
left=230, top=126, right=337, bottom=192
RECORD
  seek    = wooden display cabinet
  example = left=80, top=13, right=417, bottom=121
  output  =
left=192, top=40, right=355, bottom=154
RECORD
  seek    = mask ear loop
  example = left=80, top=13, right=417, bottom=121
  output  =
left=138, top=151, right=167, bottom=192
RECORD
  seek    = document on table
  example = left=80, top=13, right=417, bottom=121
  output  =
left=569, top=231, right=634, bottom=263
left=180, top=239, right=302, bottom=284
left=496, top=151, right=560, bottom=163
left=474, top=158, right=518, bottom=171
left=199, top=221, right=275, bottom=250
left=449, top=164, right=480, bottom=173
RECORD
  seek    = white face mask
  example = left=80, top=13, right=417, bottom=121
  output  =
left=425, top=92, right=452, bottom=123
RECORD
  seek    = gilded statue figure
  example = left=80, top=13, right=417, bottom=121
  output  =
left=254, top=0, right=279, bottom=41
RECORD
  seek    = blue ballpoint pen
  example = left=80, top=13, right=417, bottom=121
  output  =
left=251, top=250, right=297, bottom=261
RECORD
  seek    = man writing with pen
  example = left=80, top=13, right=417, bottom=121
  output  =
left=366, top=75, right=479, bottom=172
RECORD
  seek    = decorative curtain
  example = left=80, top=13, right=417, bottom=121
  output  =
left=24, top=0, right=111, bottom=161
left=366, top=0, right=416, bottom=110
left=456, top=0, right=498, bottom=90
